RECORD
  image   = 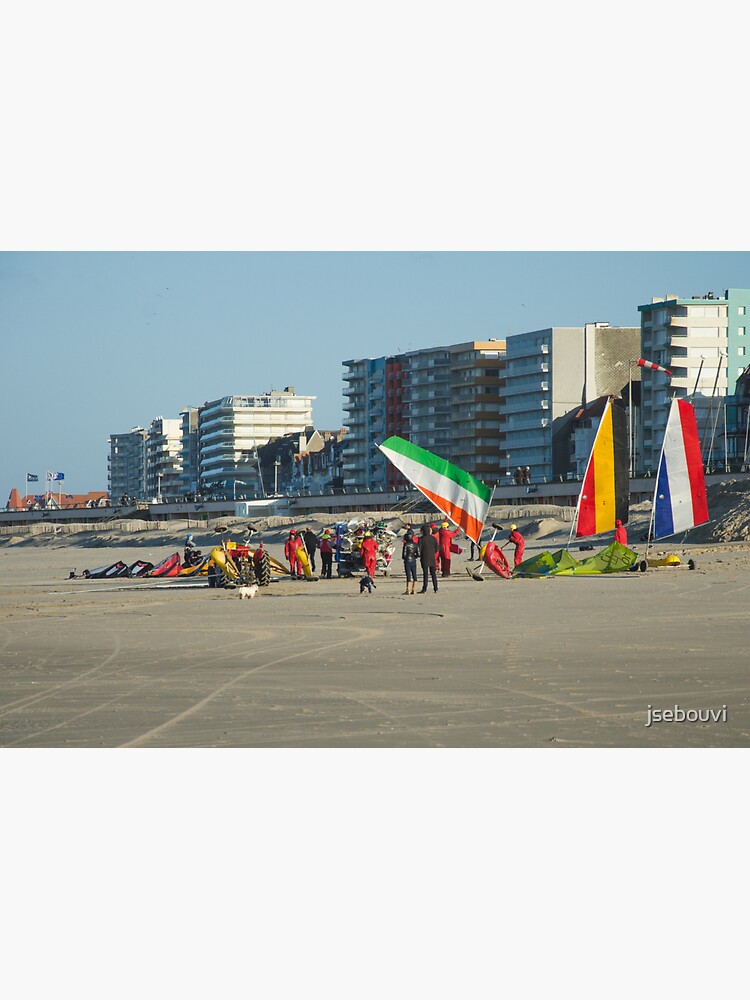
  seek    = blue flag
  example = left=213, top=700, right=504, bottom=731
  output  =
left=27, top=473, right=39, bottom=482
left=50, top=472, right=64, bottom=481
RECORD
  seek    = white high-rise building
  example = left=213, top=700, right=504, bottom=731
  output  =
left=146, top=417, right=183, bottom=499
left=638, top=289, right=750, bottom=472
left=198, top=387, right=315, bottom=492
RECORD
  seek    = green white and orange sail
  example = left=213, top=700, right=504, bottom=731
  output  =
left=574, top=397, right=629, bottom=538
left=377, top=436, right=491, bottom=544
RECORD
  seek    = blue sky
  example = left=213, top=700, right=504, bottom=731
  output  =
left=2, top=251, right=750, bottom=502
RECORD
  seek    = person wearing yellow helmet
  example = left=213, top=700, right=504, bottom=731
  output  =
left=360, top=530, right=379, bottom=578
left=437, top=519, right=461, bottom=576
left=319, top=528, right=334, bottom=579
left=508, top=523, right=525, bottom=567
left=284, top=529, right=303, bottom=577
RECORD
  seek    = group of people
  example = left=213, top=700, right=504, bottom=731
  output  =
left=281, top=517, right=526, bottom=595
left=399, top=520, right=527, bottom=593
left=194, top=514, right=627, bottom=592
left=285, top=523, right=386, bottom=581
left=513, top=466, right=532, bottom=486
left=284, top=526, right=337, bottom=579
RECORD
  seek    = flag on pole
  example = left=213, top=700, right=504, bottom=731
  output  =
left=637, top=358, right=672, bottom=377
left=377, top=436, right=491, bottom=544
left=49, top=472, right=65, bottom=481
left=27, top=473, right=39, bottom=482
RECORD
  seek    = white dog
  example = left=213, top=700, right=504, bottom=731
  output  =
left=237, top=584, right=259, bottom=600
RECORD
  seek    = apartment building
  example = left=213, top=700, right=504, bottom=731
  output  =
left=197, top=387, right=315, bottom=491
left=342, top=341, right=506, bottom=490
left=145, top=417, right=183, bottom=499
left=638, top=289, right=750, bottom=472
left=341, top=357, right=387, bottom=490
left=179, top=406, right=200, bottom=494
left=107, top=427, right=148, bottom=500
left=447, top=341, right=505, bottom=479
left=504, top=324, right=640, bottom=483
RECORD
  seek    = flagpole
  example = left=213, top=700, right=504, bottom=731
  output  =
left=691, top=357, right=705, bottom=401
left=723, top=396, right=729, bottom=473
left=479, top=486, right=496, bottom=545
left=707, top=389, right=724, bottom=473
left=467, top=486, right=497, bottom=579
left=699, top=361, right=722, bottom=463
left=628, top=359, right=633, bottom=477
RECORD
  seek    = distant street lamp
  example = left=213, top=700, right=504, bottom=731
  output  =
left=274, top=458, right=281, bottom=495
left=233, top=480, right=250, bottom=500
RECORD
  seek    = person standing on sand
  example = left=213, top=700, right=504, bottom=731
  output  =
left=402, top=531, right=419, bottom=595
left=437, top=520, right=461, bottom=576
left=303, top=527, right=319, bottom=573
left=284, top=529, right=303, bottom=577
left=360, top=531, right=379, bottom=577
left=615, top=519, right=628, bottom=546
left=508, top=524, right=525, bottom=567
left=418, top=524, right=439, bottom=593
left=319, top=529, right=334, bottom=579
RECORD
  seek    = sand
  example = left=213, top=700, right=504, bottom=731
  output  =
left=2, top=515, right=750, bottom=748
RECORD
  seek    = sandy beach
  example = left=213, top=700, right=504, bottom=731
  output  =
left=2, top=510, right=749, bottom=748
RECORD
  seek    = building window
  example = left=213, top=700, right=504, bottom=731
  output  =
left=739, top=327, right=746, bottom=336
left=740, top=306, right=746, bottom=316
left=739, top=346, right=746, bottom=357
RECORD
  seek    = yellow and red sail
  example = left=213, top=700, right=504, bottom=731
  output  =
left=575, top=398, right=629, bottom=538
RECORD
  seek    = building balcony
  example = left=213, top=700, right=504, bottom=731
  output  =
left=502, top=380, right=548, bottom=397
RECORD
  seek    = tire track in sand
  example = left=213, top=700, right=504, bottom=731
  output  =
left=120, top=627, right=379, bottom=747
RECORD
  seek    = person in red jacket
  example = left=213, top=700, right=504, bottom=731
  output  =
left=508, top=523, right=525, bottom=567
left=615, top=519, right=628, bottom=545
left=319, top=529, right=334, bottom=579
left=437, top=520, right=461, bottom=576
left=360, top=531, right=379, bottom=577
left=284, top=529, right=303, bottom=578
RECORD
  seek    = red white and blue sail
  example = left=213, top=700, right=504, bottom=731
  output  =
left=653, top=399, right=709, bottom=539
